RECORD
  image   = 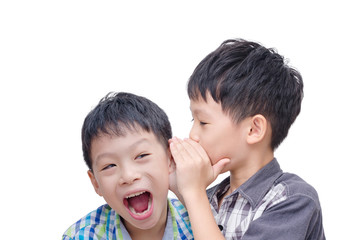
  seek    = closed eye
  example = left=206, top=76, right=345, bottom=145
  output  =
left=191, top=118, right=207, bottom=125
left=102, top=164, right=116, bottom=171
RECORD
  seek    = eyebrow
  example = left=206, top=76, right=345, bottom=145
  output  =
left=191, top=107, right=210, bottom=117
left=94, top=138, right=151, bottom=163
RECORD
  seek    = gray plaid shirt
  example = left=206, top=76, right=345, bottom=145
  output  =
left=207, top=158, right=325, bottom=240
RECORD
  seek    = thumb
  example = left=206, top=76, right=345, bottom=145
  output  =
left=212, top=158, right=230, bottom=178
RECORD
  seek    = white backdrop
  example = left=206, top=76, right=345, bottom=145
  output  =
left=1, top=1, right=361, bottom=239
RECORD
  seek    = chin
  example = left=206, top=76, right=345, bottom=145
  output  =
left=123, top=195, right=168, bottom=231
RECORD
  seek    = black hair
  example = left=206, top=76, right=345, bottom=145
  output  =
left=188, top=38, right=303, bottom=150
left=81, top=92, right=172, bottom=170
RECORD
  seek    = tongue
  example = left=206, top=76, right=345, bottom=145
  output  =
left=128, top=192, right=150, bottom=213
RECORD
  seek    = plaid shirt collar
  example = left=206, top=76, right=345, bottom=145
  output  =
left=208, top=158, right=283, bottom=209
left=118, top=199, right=192, bottom=240
left=63, top=198, right=193, bottom=240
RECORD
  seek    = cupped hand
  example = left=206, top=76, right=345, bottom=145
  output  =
left=169, top=137, right=230, bottom=196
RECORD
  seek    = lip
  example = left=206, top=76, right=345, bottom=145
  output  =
left=123, top=190, right=154, bottom=221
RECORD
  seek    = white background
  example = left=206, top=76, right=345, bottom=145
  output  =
left=1, top=1, right=361, bottom=239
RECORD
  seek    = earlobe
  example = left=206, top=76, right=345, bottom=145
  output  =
left=246, top=114, right=267, bottom=145
left=87, top=170, right=102, bottom=197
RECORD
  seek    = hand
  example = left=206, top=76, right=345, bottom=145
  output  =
left=169, top=137, right=230, bottom=197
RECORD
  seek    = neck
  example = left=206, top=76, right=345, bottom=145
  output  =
left=129, top=226, right=165, bottom=240
left=229, top=150, right=274, bottom=193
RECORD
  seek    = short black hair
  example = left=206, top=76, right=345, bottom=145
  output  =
left=188, top=38, right=303, bottom=150
left=81, top=92, right=172, bottom=170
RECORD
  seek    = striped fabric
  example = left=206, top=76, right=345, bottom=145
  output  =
left=62, top=198, right=193, bottom=240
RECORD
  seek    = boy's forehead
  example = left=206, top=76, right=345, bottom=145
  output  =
left=93, top=128, right=155, bottom=145
left=190, top=94, right=221, bottom=114
left=91, top=129, right=165, bottom=162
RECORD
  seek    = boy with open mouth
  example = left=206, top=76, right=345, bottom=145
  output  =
left=62, top=92, right=193, bottom=240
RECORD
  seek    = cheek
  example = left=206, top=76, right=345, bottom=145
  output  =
left=155, top=166, right=169, bottom=184
left=149, top=160, right=169, bottom=184
left=150, top=168, right=169, bottom=201
left=98, top=177, right=116, bottom=195
left=199, top=136, right=221, bottom=164
left=201, top=129, right=234, bottom=163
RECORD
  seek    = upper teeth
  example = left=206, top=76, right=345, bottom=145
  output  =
left=126, top=191, right=146, bottom=198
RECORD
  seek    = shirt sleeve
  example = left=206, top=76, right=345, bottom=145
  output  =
left=62, top=234, right=72, bottom=240
left=242, top=194, right=325, bottom=240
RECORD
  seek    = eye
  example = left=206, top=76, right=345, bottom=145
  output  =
left=102, top=164, right=116, bottom=171
left=135, top=153, right=150, bottom=160
left=191, top=118, right=207, bottom=125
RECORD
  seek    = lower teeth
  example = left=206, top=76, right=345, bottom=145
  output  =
left=129, top=199, right=151, bottom=215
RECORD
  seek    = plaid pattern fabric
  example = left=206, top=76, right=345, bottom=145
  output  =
left=170, top=198, right=194, bottom=240
left=62, top=198, right=193, bottom=240
left=210, top=181, right=287, bottom=239
left=207, top=158, right=325, bottom=240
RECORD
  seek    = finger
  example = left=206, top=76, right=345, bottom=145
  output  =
left=169, top=136, right=178, bottom=145
left=168, top=136, right=182, bottom=144
left=178, top=138, right=203, bottom=163
left=173, top=137, right=196, bottom=156
left=184, top=138, right=210, bottom=163
left=170, top=142, right=182, bottom=163
left=170, top=137, right=191, bottom=164
left=212, top=158, right=230, bottom=178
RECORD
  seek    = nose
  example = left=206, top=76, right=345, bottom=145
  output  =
left=119, top=165, right=141, bottom=185
left=189, top=122, right=200, bottom=142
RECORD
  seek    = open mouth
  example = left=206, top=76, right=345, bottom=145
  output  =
left=123, top=191, right=153, bottom=220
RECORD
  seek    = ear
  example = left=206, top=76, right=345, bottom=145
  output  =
left=87, top=170, right=103, bottom=197
left=246, top=114, right=268, bottom=145
left=166, top=148, right=176, bottom=174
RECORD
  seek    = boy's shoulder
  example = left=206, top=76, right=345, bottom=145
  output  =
left=207, top=159, right=321, bottom=209
left=62, top=199, right=193, bottom=240
left=206, top=160, right=324, bottom=239
left=275, top=171, right=321, bottom=207
left=62, top=204, right=119, bottom=240
left=168, top=198, right=194, bottom=239
left=169, top=198, right=189, bottom=218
